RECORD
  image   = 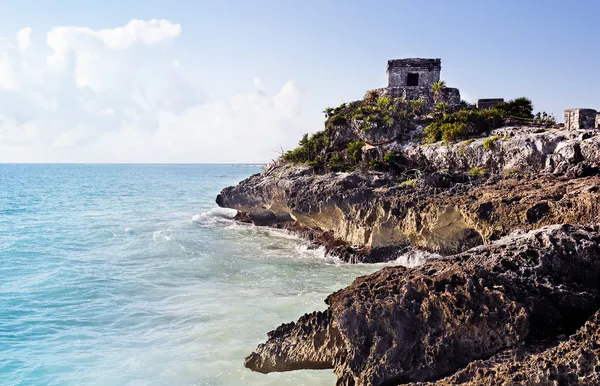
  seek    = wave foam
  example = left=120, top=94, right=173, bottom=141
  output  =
left=393, top=248, right=441, bottom=268
left=191, top=208, right=237, bottom=227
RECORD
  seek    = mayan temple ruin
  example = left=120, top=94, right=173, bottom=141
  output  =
left=366, top=58, right=461, bottom=108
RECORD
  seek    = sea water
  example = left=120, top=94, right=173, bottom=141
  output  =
left=0, top=164, right=418, bottom=386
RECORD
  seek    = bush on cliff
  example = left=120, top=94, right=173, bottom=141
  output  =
left=281, top=130, right=329, bottom=166
left=326, top=95, right=412, bottom=133
left=347, top=140, right=365, bottom=164
left=423, top=109, right=504, bottom=144
left=493, top=97, right=534, bottom=120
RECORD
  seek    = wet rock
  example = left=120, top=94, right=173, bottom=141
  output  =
left=245, top=225, right=600, bottom=386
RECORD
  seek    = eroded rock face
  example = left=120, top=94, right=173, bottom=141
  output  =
left=244, top=225, right=600, bottom=386
left=216, top=127, right=600, bottom=260
left=217, top=158, right=600, bottom=259
left=415, top=310, right=600, bottom=385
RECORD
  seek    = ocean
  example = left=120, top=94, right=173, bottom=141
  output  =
left=0, top=164, right=392, bottom=386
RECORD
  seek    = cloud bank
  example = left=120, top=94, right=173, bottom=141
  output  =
left=0, top=19, right=306, bottom=163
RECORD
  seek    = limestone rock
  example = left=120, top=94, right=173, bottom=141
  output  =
left=244, top=225, right=600, bottom=386
left=415, top=310, right=600, bottom=385
left=217, top=159, right=600, bottom=259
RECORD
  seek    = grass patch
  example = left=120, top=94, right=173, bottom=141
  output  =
left=483, top=135, right=502, bottom=151
left=504, top=168, right=521, bottom=176
left=400, top=179, right=418, bottom=188
left=468, top=167, right=486, bottom=178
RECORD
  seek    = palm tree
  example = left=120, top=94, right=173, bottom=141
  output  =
left=322, top=107, right=334, bottom=118
left=431, top=80, right=447, bottom=104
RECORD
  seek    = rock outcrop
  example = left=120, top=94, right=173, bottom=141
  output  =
left=217, top=162, right=600, bottom=261
left=244, top=224, right=600, bottom=385
left=415, top=310, right=600, bottom=385
left=217, top=126, right=600, bottom=262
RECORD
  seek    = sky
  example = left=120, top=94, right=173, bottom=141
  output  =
left=0, top=0, right=598, bottom=163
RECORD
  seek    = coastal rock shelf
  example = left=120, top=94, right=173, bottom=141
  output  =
left=244, top=225, right=600, bottom=385
left=217, top=149, right=600, bottom=261
left=215, top=58, right=600, bottom=385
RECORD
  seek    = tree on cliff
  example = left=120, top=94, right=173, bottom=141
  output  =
left=431, top=80, right=446, bottom=104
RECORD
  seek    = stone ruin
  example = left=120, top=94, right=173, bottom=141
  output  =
left=564, top=108, right=600, bottom=130
left=366, top=58, right=460, bottom=108
left=476, top=98, right=504, bottom=110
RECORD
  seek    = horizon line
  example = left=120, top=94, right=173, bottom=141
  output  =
left=0, top=162, right=269, bottom=165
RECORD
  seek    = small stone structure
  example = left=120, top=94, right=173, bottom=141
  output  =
left=387, top=58, right=441, bottom=88
left=596, top=112, right=600, bottom=129
left=564, top=108, right=598, bottom=130
left=476, top=99, right=504, bottom=110
left=365, top=58, right=460, bottom=108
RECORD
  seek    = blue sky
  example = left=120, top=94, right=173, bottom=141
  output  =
left=0, top=0, right=598, bottom=162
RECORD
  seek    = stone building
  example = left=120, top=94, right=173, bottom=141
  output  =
left=476, top=99, right=504, bottom=110
left=387, top=58, right=441, bottom=88
left=365, top=58, right=460, bottom=108
left=564, top=108, right=598, bottom=130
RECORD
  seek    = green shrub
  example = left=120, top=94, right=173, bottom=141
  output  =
left=325, top=95, right=414, bottom=133
left=281, top=130, right=329, bottom=166
left=504, top=168, right=521, bottom=176
left=400, top=179, right=418, bottom=188
left=347, top=140, right=365, bottom=165
left=368, top=158, right=384, bottom=170
left=327, top=153, right=345, bottom=171
left=493, top=97, right=534, bottom=120
left=441, top=123, right=468, bottom=144
left=468, top=167, right=486, bottom=177
left=533, top=111, right=557, bottom=125
left=423, top=109, right=504, bottom=144
left=463, top=138, right=475, bottom=145
left=483, top=135, right=501, bottom=151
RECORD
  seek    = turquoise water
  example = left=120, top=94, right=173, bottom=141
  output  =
left=0, top=164, right=386, bottom=386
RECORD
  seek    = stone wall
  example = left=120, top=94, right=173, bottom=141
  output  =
left=564, top=108, right=598, bottom=130
left=365, top=87, right=461, bottom=108
left=596, top=113, right=600, bottom=129
left=387, top=58, right=441, bottom=88
left=476, top=99, right=504, bottom=110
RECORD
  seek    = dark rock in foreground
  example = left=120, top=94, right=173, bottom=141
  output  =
left=244, top=224, right=600, bottom=385
left=415, top=310, right=600, bottom=385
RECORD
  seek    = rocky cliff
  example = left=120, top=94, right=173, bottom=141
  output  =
left=217, top=126, right=600, bottom=261
left=216, top=94, right=600, bottom=384
left=244, top=224, right=600, bottom=385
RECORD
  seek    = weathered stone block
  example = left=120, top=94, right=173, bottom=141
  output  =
left=476, top=98, right=504, bottom=110
left=596, top=113, right=600, bottom=129
left=564, top=108, right=598, bottom=130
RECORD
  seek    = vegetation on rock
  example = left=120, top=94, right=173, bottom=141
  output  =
left=483, top=135, right=502, bottom=151
left=468, top=167, right=486, bottom=177
left=494, top=97, right=534, bottom=120
left=423, top=109, right=504, bottom=144
left=281, top=131, right=330, bottom=166
left=325, top=95, right=412, bottom=133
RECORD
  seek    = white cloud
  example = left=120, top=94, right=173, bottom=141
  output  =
left=0, top=20, right=309, bottom=163
left=17, top=27, right=31, bottom=51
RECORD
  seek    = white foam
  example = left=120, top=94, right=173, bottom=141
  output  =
left=152, top=229, right=173, bottom=242
left=392, top=249, right=440, bottom=268
left=191, top=208, right=237, bottom=227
